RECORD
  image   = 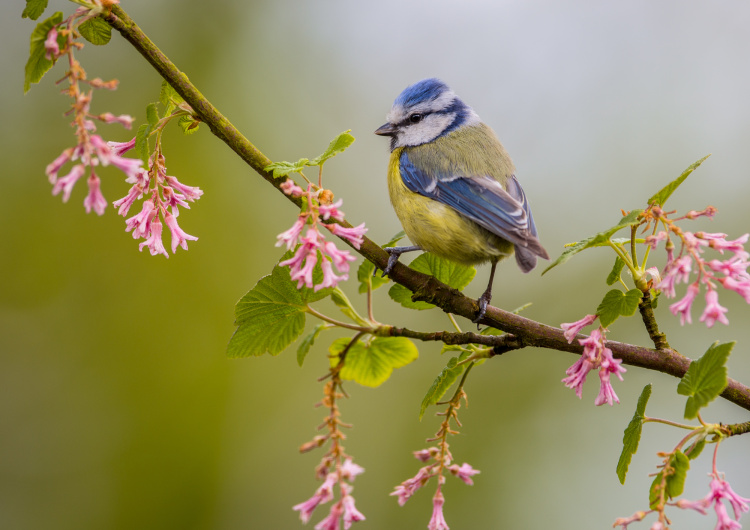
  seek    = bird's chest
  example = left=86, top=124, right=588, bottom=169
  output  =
left=386, top=148, right=509, bottom=264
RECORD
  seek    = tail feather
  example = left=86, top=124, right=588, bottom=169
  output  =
left=515, top=245, right=538, bottom=273
left=514, top=235, right=549, bottom=273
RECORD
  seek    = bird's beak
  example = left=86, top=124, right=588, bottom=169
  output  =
left=374, top=122, right=397, bottom=136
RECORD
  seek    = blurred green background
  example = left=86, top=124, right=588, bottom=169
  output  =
left=2, top=1, right=750, bottom=528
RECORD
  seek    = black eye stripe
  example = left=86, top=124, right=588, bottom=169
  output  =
left=401, top=112, right=426, bottom=127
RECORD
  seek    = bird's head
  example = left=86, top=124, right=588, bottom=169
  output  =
left=375, top=78, right=480, bottom=150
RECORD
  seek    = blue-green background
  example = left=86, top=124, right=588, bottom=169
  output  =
left=2, top=1, right=749, bottom=528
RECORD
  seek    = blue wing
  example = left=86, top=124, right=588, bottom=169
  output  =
left=399, top=150, right=547, bottom=270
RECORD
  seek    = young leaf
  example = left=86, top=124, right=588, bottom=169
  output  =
left=78, top=17, right=112, bottom=45
left=648, top=155, right=711, bottom=207
left=297, top=324, right=328, bottom=367
left=677, top=341, right=733, bottom=419
left=146, top=102, right=159, bottom=127
left=227, top=255, right=330, bottom=358
left=607, top=257, right=626, bottom=286
left=358, top=261, right=390, bottom=294
left=685, top=438, right=706, bottom=461
left=648, top=451, right=690, bottom=509
left=178, top=115, right=200, bottom=135
left=265, top=158, right=310, bottom=179
left=440, top=344, right=467, bottom=354
left=357, top=231, right=406, bottom=294
left=542, top=210, right=644, bottom=275
left=308, top=130, right=356, bottom=166
left=330, top=288, right=367, bottom=326
left=160, top=79, right=184, bottom=115
left=330, top=336, right=418, bottom=388
left=22, top=0, right=48, bottom=20
left=134, top=123, right=151, bottom=164
left=597, top=289, right=642, bottom=328
left=665, top=451, right=690, bottom=499
left=419, top=352, right=470, bottom=419
left=24, top=11, right=63, bottom=93
left=389, top=253, right=476, bottom=310
left=616, top=384, right=652, bottom=484
left=420, top=357, right=462, bottom=418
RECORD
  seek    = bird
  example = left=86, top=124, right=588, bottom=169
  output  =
left=374, top=78, right=549, bottom=323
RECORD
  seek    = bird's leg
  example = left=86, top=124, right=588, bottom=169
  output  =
left=379, top=245, right=422, bottom=277
left=473, top=260, right=498, bottom=324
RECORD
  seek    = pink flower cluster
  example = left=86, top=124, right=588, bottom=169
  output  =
left=47, top=133, right=141, bottom=215
left=277, top=179, right=367, bottom=291
left=293, top=459, right=366, bottom=529
left=43, top=8, right=136, bottom=217
left=42, top=6, right=202, bottom=257
left=391, top=446, right=480, bottom=530
left=560, top=316, right=626, bottom=406
left=646, top=208, right=750, bottom=328
left=44, top=5, right=203, bottom=257
left=616, top=470, right=750, bottom=530
left=677, top=473, right=750, bottom=530
left=112, top=146, right=202, bottom=257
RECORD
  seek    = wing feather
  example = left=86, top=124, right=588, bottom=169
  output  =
left=399, top=150, right=547, bottom=263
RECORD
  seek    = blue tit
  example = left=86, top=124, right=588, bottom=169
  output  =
left=374, top=78, right=549, bottom=322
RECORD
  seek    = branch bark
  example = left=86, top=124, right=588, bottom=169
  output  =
left=103, top=6, right=750, bottom=414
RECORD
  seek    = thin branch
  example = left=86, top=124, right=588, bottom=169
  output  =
left=102, top=6, right=750, bottom=414
left=638, top=289, right=671, bottom=350
left=725, top=420, right=750, bottom=437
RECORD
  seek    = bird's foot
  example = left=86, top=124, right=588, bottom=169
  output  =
left=472, top=290, right=492, bottom=325
left=379, top=245, right=421, bottom=277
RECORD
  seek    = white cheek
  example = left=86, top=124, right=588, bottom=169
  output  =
left=386, top=106, right=406, bottom=124
left=396, top=114, right=455, bottom=147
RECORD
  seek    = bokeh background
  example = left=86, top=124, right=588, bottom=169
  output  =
left=2, top=1, right=750, bottom=528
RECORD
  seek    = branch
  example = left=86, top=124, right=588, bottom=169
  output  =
left=638, top=289, right=670, bottom=350
left=726, top=420, right=750, bottom=436
left=102, top=6, right=750, bottom=414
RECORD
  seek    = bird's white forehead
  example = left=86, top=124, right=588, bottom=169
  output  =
left=386, top=89, right=457, bottom=123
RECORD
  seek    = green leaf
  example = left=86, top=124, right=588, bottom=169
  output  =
left=78, top=17, right=111, bottom=45
left=543, top=210, right=644, bottom=275
left=419, top=352, right=470, bottom=419
left=265, top=158, right=310, bottom=179
left=666, top=451, right=690, bottom=497
left=677, top=341, right=733, bottom=419
left=22, top=0, right=48, bottom=20
left=597, top=289, right=642, bottom=328
left=178, top=115, right=200, bottom=135
left=650, top=289, right=660, bottom=309
left=649, top=451, right=690, bottom=509
left=309, top=130, right=356, bottom=166
left=297, top=324, right=328, bottom=367
left=440, top=344, right=467, bottom=354
left=146, top=102, right=159, bottom=127
left=607, top=257, right=626, bottom=286
left=685, top=438, right=705, bottom=461
left=135, top=123, right=151, bottom=164
left=160, top=79, right=184, bottom=115
left=227, top=254, right=330, bottom=358
left=330, top=288, right=367, bottom=326
left=648, top=155, right=711, bottom=207
left=24, top=11, right=63, bottom=93
left=330, top=336, right=418, bottom=388
left=616, top=384, right=652, bottom=484
left=389, top=253, right=476, bottom=310
left=357, top=231, right=406, bottom=294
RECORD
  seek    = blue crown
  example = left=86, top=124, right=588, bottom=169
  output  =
left=394, top=78, right=451, bottom=108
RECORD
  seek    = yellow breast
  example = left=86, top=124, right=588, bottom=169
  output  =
left=386, top=147, right=514, bottom=265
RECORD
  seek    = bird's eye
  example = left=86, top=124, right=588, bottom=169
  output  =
left=409, top=113, right=423, bottom=124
